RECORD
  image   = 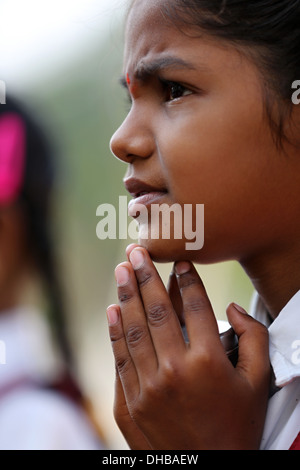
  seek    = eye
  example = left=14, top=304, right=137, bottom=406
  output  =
left=163, top=81, right=193, bottom=102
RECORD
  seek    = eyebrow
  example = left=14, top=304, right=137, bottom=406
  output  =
left=119, top=56, right=197, bottom=88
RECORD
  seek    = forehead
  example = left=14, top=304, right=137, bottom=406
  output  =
left=124, top=0, right=186, bottom=70
left=123, top=0, right=260, bottom=88
left=123, top=0, right=235, bottom=77
left=126, top=0, right=167, bottom=39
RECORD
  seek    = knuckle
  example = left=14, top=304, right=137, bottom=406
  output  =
left=190, top=348, right=214, bottom=371
left=145, top=362, right=182, bottom=398
left=138, top=379, right=168, bottom=410
left=109, top=329, right=124, bottom=344
left=179, top=273, right=201, bottom=290
left=115, top=356, right=132, bottom=375
left=143, top=379, right=159, bottom=400
left=126, top=325, right=146, bottom=348
left=147, top=302, right=170, bottom=327
left=136, top=269, right=152, bottom=288
left=132, top=400, right=148, bottom=423
left=184, top=295, right=208, bottom=313
left=160, top=360, right=182, bottom=384
left=118, top=287, right=134, bottom=304
left=134, top=365, right=185, bottom=417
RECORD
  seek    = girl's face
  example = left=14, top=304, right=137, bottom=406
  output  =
left=110, top=0, right=300, bottom=264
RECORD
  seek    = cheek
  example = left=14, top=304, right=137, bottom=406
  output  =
left=158, top=99, right=268, bottom=206
left=154, top=107, right=281, bottom=260
left=149, top=80, right=284, bottom=263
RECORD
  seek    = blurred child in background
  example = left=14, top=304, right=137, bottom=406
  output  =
left=0, top=96, right=105, bottom=450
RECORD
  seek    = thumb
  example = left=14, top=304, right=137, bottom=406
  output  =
left=226, top=303, right=271, bottom=388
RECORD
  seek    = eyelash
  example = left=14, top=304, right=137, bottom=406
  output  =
left=160, top=80, right=193, bottom=102
left=124, top=79, right=192, bottom=109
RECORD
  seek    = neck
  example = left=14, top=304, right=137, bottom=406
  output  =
left=240, top=241, right=300, bottom=320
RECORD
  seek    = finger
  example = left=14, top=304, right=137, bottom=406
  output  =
left=107, top=304, right=139, bottom=402
left=226, top=303, right=271, bottom=389
left=128, top=249, right=183, bottom=324
left=114, top=370, right=152, bottom=450
left=126, top=243, right=140, bottom=261
left=167, top=267, right=184, bottom=326
left=114, top=263, right=158, bottom=377
left=128, top=247, right=186, bottom=358
left=175, top=261, right=222, bottom=351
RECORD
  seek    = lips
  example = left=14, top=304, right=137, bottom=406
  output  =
left=124, top=177, right=168, bottom=217
left=124, top=177, right=167, bottom=198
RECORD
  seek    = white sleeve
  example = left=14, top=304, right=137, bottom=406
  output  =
left=0, top=387, right=104, bottom=450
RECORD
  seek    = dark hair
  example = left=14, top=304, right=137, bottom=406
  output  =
left=158, top=0, right=300, bottom=147
left=0, top=96, right=73, bottom=373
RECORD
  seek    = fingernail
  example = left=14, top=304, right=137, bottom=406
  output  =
left=130, top=248, right=145, bottom=270
left=175, top=261, right=191, bottom=275
left=233, top=303, right=248, bottom=315
left=115, top=265, right=130, bottom=286
left=107, top=305, right=119, bottom=326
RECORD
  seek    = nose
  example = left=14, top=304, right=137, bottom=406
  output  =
left=110, top=109, right=154, bottom=163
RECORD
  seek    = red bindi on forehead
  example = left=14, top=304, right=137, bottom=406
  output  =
left=126, top=72, right=139, bottom=97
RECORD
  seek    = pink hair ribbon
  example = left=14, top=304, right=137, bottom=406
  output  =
left=0, top=113, right=26, bottom=206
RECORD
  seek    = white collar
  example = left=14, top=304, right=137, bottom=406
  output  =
left=251, top=291, right=300, bottom=388
left=0, top=306, right=64, bottom=389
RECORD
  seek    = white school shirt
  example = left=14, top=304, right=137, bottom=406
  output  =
left=0, top=307, right=103, bottom=450
left=250, top=291, right=300, bottom=450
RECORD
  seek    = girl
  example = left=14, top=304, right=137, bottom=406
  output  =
left=107, top=0, right=300, bottom=450
left=0, top=96, right=104, bottom=449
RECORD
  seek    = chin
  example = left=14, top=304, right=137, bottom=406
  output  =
left=137, top=235, right=232, bottom=266
left=137, top=237, right=199, bottom=263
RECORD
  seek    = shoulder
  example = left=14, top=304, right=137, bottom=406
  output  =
left=0, top=386, right=102, bottom=450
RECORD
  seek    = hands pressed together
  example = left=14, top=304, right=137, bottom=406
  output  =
left=107, top=245, right=271, bottom=450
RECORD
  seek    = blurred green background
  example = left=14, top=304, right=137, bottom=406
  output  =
left=1, top=0, right=254, bottom=449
